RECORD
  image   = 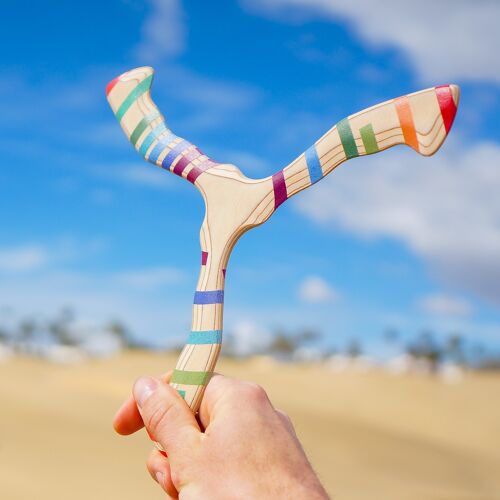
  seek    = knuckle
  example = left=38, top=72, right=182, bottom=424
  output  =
left=240, top=381, right=268, bottom=403
left=277, top=409, right=292, bottom=425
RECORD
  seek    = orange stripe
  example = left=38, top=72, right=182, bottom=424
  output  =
left=394, top=96, right=419, bottom=152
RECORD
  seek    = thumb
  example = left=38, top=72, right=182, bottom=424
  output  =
left=133, top=376, right=200, bottom=455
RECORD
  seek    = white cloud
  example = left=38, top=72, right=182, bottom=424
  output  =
left=0, top=245, right=48, bottom=272
left=135, top=0, right=186, bottom=61
left=242, top=0, right=500, bottom=84
left=114, top=266, right=184, bottom=290
left=228, top=320, right=273, bottom=356
left=418, top=293, right=472, bottom=317
left=298, top=276, right=339, bottom=304
left=295, top=142, right=500, bottom=306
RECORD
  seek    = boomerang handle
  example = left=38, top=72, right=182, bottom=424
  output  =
left=272, top=85, right=460, bottom=204
left=106, top=67, right=219, bottom=184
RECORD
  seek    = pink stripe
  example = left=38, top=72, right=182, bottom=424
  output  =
left=187, top=159, right=217, bottom=183
left=272, top=171, right=287, bottom=209
left=201, top=251, right=208, bottom=265
left=173, top=148, right=201, bottom=176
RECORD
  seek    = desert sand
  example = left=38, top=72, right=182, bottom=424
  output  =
left=1, top=352, right=499, bottom=500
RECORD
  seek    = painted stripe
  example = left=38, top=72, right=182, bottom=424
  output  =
left=130, top=110, right=160, bottom=146
left=138, top=122, right=167, bottom=157
left=115, top=74, right=153, bottom=122
left=201, top=251, right=208, bottom=265
left=177, top=390, right=186, bottom=399
left=394, top=96, right=419, bottom=152
left=173, top=148, right=201, bottom=176
left=305, top=145, right=323, bottom=184
left=172, top=369, right=211, bottom=385
left=187, top=158, right=217, bottom=183
left=147, top=130, right=178, bottom=163
left=360, top=123, right=379, bottom=154
left=161, top=139, right=191, bottom=170
left=272, top=171, right=288, bottom=209
left=187, top=330, right=222, bottom=344
left=435, top=85, right=457, bottom=134
left=222, top=268, right=226, bottom=278
left=106, top=76, right=120, bottom=96
left=194, top=290, right=224, bottom=304
left=337, top=118, right=359, bottom=159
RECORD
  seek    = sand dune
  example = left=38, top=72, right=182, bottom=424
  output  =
left=0, top=352, right=499, bottom=499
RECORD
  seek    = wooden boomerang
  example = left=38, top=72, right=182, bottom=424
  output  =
left=106, top=66, right=459, bottom=415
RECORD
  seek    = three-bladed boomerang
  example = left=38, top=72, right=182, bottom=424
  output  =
left=107, top=65, right=459, bottom=417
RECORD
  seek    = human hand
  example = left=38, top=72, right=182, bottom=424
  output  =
left=113, top=373, right=329, bottom=499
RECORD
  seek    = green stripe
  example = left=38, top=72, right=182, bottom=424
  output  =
left=130, top=110, right=160, bottom=146
left=360, top=123, right=379, bottom=154
left=115, top=74, right=153, bottom=122
left=337, top=118, right=359, bottom=159
left=171, top=369, right=211, bottom=386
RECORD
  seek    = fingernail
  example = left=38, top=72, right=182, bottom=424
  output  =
left=133, top=377, right=158, bottom=408
left=155, top=471, right=165, bottom=486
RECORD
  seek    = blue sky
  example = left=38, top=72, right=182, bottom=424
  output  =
left=1, top=0, right=499, bottom=355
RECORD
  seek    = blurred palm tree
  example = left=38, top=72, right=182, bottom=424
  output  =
left=49, top=307, right=77, bottom=346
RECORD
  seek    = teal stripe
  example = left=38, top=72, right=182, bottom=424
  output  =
left=130, top=110, right=160, bottom=146
left=138, top=122, right=167, bottom=157
left=360, top=123, right=379, bottom=154
left=115, top=74, right=153, bottom=122
left=177, top=389, right=186, bottom=399
left=337, top=118, right=359, bottom=159
left=172, top=369, right=211, bottom=386
left=187, top=330, right=222, bottom=345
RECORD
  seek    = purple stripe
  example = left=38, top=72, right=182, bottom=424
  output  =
left=194, top=290, right=224, bottom=304
left=272, top=171, right=288, bottom=209
left=161, top=140, right=191, bottom=171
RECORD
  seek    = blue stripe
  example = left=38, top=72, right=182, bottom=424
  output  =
left=193, top=290, right=224, bottom=304
left=138, top=122, right=168, bottom=157
left=161, top=139, right=192, bottom=170
left=305, top=145, right=323, bottom=184
left=187, top=330, right=222, bottom=344
left=147, top=131, right=178, bottom=164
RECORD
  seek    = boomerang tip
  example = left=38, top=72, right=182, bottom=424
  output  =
left=105, top=67, right=154, bottom=96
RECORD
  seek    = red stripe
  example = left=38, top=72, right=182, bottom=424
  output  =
left=106, top=77, right=120, bottom=96
left=272, top=171, right=288, bottom=209
left=435, top=85, right=457, bottom=134
left=201, top=251, right=208, bottom=265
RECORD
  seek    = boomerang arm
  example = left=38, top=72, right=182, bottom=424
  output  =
left=106, top=66, right=219, bottom=184
left=270, top=85, right=460, bottom=208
